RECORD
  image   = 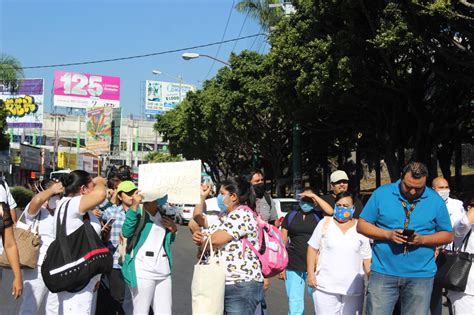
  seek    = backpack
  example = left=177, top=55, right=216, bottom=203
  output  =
left=241, top=205, right=288, bottom=278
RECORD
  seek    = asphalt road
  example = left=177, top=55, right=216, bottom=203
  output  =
left=0, top=224, right=450, bottom=314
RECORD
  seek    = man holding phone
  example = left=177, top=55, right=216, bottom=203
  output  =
left=357, top=162, right=453, bottom=315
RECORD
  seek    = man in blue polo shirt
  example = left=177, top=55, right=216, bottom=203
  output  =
left=357, top=161, right=453, bottom=315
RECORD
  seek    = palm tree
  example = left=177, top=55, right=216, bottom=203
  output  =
left=235, top=0, right=284, bottom=31
left=0, top=54, right=24, bottom=93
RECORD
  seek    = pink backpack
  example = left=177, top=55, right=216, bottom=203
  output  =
left=241, top=206, right=289, bottom=278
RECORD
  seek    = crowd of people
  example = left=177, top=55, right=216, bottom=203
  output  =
left=0, top=161, right=473, bottom=315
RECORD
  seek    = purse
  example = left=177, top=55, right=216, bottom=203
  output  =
left=0, top=208, right=41, bottom=269
left=435, top=230, right=473, bottom=291
left=191, top=236, right=225, bottom=315
left=41, top=199, right=113, bottom=293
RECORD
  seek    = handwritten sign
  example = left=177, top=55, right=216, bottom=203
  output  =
left=138, top=160, right=201, bottom=204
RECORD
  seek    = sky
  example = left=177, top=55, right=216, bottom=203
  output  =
left=0, top=0, right=267, bottom=117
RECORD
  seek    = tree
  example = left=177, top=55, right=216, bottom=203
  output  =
left=0, top=54, right=23, bottom=93
left=235, top=0, right=283, bottom=31
left=144, top=151, right=183, bottom=163
left=268, top=0, right=473, bottom=183
left=155, top=51, right=292, bottom=190
left=0, top=54, right=23, bottom=151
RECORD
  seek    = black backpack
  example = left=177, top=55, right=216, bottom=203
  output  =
left=41, top=200, right=113, bottom=293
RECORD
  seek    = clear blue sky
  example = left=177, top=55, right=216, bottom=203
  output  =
left=0, top=0, right=267, bottom=116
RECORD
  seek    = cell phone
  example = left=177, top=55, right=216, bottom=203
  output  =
left=402, top=229, right=415, bottom=237
left=101, top=218, right=116, bottom=231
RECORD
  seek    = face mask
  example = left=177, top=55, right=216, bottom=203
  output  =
left=156, top=195, right=168, bottom=207
left=253, top=183, right=265, bottom=199
left=437, top=189, right=450, bottom=202
left=217, top=193, right=229, bottom=212
left=299, top=201, right=314, bottom=213
left=334, top=206, right=354, bottom=222
left=48, top=195, right=60, bottom=210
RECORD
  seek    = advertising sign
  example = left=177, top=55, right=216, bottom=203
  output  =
left=20, top=144, right=41, bottom=171
left=86, top=106, right=113, bottom=155
left=138, top=160, right=201, bottom=204
left=57, top=152, right=77, bottom=170
left=145, top=80, right=195, bottom=114
left=0, top=79, right=44, bottom=128
left=54, top=71, right=120, bottom=108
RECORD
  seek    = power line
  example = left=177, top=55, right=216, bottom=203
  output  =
left=204, top=0, right=235, bottom=80
left=250, top=26, right=264, bottom=51
left=20, top=33, right=263, bottom=70
left=231, top=10, right=250, bottom=53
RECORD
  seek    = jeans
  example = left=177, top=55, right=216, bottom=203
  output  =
left=225, top=281, right=264, bottom=315
left=366, top=271, right=434, bottom=315
left=285, top=269, right=308, bottom=315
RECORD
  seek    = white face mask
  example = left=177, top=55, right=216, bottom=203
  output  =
left=48, top=195, right=60, bottom=210
left=437, top=189, right=450, bottom=202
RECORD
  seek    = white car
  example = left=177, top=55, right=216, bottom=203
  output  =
left=273, top=198, right=299, bottom=224
left=175, top=204, right=195, bottom=225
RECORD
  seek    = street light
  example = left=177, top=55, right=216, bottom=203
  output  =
left=181, top=53, right=230, bottom=66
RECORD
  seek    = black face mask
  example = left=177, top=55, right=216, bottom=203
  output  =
left=253, top=183, right=265, bottom=198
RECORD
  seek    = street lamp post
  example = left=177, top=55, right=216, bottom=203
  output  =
left=181, top=53, right=230, bottom=66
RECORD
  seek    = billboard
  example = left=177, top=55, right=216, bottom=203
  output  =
left=0, top=79, right=44, bottom=128
left=145, top=80, right=195, bottom=114
left=86, top=106, right=113, bottom=155
left=54, top=71, right=120, bottom=108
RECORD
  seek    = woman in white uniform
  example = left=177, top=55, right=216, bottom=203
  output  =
left=307, top=191, right=371, bottom=315
left=448, top=197, right=474, bottom=314
left=121, top=191, right=177, bottom=315
left=55, top=170, right=107, bottom=315
left=19, top=179, right=64, bottom=314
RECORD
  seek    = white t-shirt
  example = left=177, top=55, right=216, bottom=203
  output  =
left=24, top=205, right=56, bottom=266
left=203, top=197, right=226, bottom=232
left=219, top=207, right=263, bottom=285
left=135, top=212, right=170, bottom=280
left=443, top=197, right=466, bottom=250
left=54, top=196, right=101, bottom=236
left=452, top=214, right=474, bottom=295
left=0, top=180, right=17, bottom=209
left=307, top=217, right=372, bottom=296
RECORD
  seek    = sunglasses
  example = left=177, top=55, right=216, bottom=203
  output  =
left=122, top=189, right=137, bottom=197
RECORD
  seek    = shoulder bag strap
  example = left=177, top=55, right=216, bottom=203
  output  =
left=460, top=230, right=472, bottom=252
left=126, top=208, right=147, bottom=253
left=82, top=212, right=102, bottom=248
left=57, top=200, right=73, bottom=263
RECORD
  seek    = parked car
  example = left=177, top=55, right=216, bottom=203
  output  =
left=160, top=203, right=179, bottom=220
left=175, top=204, right=195, bottom=225
left=273, top=198, right=299, bottom=223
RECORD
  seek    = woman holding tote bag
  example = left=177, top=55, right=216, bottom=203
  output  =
left=193, top=177, right=264, bottom=315
left=53, top=170, right=107, bottom=315
left=19, top=178, right=63, bottom=315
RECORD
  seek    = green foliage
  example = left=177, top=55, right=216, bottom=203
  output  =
left=0, top=54, right=24, bottom=93
left=10, top=186, right=33, bottom=209
left=235, top=0, right=283, bottom=31
left=0, top=100, right=9, bottom=151
left=144, top=151, right=183, bottom=163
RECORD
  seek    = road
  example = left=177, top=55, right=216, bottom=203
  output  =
left=0, top=224, right=449, bottom=314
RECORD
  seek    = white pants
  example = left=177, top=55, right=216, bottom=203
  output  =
left=313, top=288, right=363, bottom=315
left=130, top=276, right=172, bottom=315
left=448, top=291, right=474, bottom=315
left=20, top=265, right=59, bottom=315
left=57, top=277, right=99, bottom=315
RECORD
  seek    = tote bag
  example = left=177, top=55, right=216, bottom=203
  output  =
left=41, top=200, right=113, bottom=293
left=435, top=230, right=473, bottom=291
left=191, top=236, right=225, bottom=315
left=0, top=209, right=41, bottom=269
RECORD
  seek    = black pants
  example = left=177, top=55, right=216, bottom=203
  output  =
left=96, top=269, right=126, bottom=315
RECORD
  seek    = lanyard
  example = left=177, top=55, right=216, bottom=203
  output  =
left=401, top=200, right=416, bottom=255
left=401, top=200, right=416, bottom=230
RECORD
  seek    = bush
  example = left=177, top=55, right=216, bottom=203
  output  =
left=10, top=186, right=34, bottom=209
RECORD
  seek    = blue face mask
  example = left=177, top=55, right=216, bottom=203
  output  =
left=334, top=206, right=354, bottom=221
left=299, top=201, right=314, bottom=213
left=217, top=193, right=228, bottom=211
left=156, top=195, right=168, bottom=207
